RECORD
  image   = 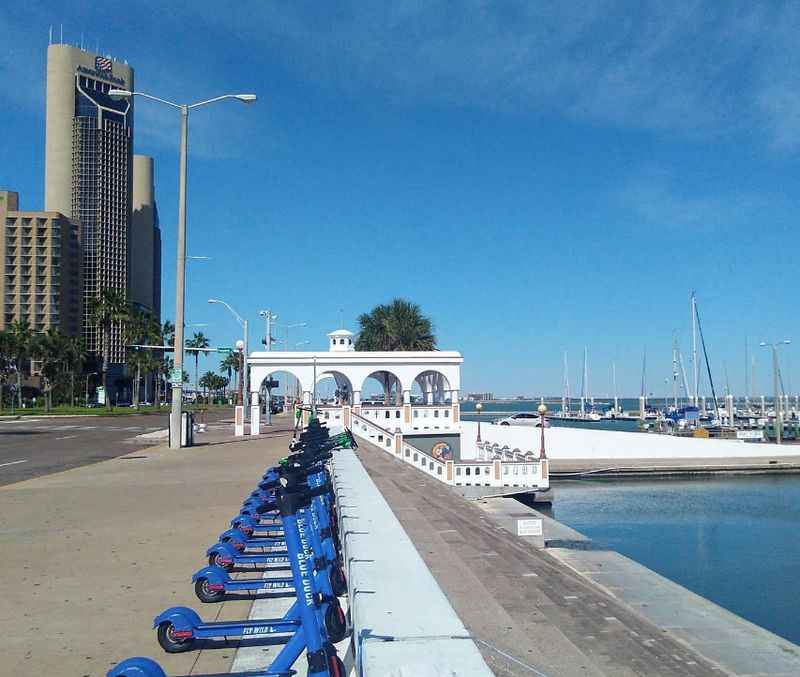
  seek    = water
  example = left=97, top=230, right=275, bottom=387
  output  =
left=549, top=476, right=800, bottom=645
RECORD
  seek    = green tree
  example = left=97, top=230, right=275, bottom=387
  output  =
left=186, top=331, right=210, bottom=397
left=31, top=328, right=67, bottom=412
left=0, top=330, right=13, bottom=411
left=157, top=321, right=175, bottom=406
left=62, top=336, right=86, bottom=408
left=8, top=320, right=33, bottom=409
left=355, top=299, right=436, bottom=403
left=219, top=351, right=239, bottom=400
left=88, top=289, right=129, bottom=412
left=125, top=309, right=161, bottom=410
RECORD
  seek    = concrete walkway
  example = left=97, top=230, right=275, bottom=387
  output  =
left=355, top=442, right=727, bottom=677
left=0, top=429, right=294, bottom=676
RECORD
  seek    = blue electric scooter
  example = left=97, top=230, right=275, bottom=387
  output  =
left=153, top=482, right=348, bottom=663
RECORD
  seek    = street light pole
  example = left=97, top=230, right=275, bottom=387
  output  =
left=169, top=104, right=189, bottom=449
left=209, top=299, right=250, bottom=416
left=760, top=339, right=791, bottom=445
left=475, top=402, right=483, bottom=445
left=109, top=89, right=256, bottom=449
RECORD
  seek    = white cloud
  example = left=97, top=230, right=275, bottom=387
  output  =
left=194, top=0, right=800, bottom=149
left=616, top=166, right=769, bottom=230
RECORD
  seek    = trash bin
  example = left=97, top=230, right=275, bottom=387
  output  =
left=181, top=411, right=195, bottom=447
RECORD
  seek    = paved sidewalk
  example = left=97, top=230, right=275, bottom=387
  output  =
left=355, top=442, right=725, bottom=677
left=0, top=430, right=294, bottom=676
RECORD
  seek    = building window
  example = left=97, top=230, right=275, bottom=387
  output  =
left=465, top=467, right=471, bottom=476
left=484, top=466, right=490, bottom=475
left=456, top=467, right=461, bottom=476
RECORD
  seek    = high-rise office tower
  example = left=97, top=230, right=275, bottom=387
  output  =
left=44, top=44, right=134, bottom=364
left=130, top=154, right=161, bottom=318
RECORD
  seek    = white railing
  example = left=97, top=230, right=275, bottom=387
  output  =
left=350, top=411, right=549, bottom=491
left=358, top=404, right=457, bottom=433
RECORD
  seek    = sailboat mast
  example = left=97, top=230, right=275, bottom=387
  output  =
left=613, top=361, right=618, bottom=413
left=580, top=347, right=587, bottom=415
left=691, top=292, right=698, bottom=405
left=672, top=337, right=679, bottom=409
left=562, top=352, right=570, bottom=414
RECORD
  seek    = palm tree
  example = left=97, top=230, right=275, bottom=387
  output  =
left=8, top=320, right=33, bottom=409
left=63, top=337, right=86, bottom=408
left=0, top=330, right=13, bottom=411
left=124, top=309, right=161, bottom=410
left=157, top=321, right=175, bottom=406
left=31, top=328, right=67, bottom=412
left=186, top=331, right=210, bottom=398
left=356, top=299, right=436, bottom=403
left=219, top=352, right=239, bottom=401
left=88, top=289, right=129, bottom=412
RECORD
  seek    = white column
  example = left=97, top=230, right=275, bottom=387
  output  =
left=250, top=392, right=260, bottom=435
left=303, top=390, right=312, bottom=405
left=353, top=389, right=361, bottom=405
left=403, top=389, right=411, bottom=404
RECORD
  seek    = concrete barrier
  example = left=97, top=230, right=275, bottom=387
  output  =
left=332, top=449, right=492, bottom=676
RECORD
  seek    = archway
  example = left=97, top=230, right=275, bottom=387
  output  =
left=315, top=371, right=354, bottom=405
left=361, top=370, right=403, bottom=405
left=411, top=370, right=452, bottom=405
left=252, top=368, right=307, bottom=413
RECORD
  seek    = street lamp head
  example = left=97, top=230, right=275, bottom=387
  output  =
left=759, top=341, right=768, bottom=347
left=235, top=339, right=245, bottom=352
left=538, top=403, right=548, bottom=415
left=208, top=298, right=219, bottom=304
left=108, top=88, right=132, bottom=99
left=235, top=94, right=257, bottom=103
left=475, top=402, right=483, bottom=412
left=784, top=339, right=792, bottom=345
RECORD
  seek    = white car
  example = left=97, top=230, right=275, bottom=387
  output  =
left=495, top=412, right=549, bottom=427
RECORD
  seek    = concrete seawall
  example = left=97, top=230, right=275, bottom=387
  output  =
left=479, top=496, right=800, bottom=676
left=459, top=421, right=800, bottom=475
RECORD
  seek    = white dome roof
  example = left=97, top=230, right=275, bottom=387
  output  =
left=327, top=329, right=354, bottom=337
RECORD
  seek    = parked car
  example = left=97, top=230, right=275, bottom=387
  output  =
left=495, top=412, right=549, bottom=427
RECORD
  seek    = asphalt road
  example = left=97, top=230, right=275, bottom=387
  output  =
left=0, top=408, right=233, bottom=486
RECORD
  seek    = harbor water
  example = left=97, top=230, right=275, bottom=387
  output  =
left=549, top=476, right=800, bottom=646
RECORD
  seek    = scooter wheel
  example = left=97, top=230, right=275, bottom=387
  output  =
left=208, top=553, right=234, bottom=571
left=330, top=566, right=348, bottom=597
left=157, top=621, right=195, bottom=653
left=195, top=577, right=225, bottom=603
left=324, top=602, right=348, bottom=643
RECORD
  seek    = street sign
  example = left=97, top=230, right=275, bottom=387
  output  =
left=96, top=386, right=106, bottom=405
left=218, top=346, right=233, bottom=355
left=170, top=367, right=183, bottom=385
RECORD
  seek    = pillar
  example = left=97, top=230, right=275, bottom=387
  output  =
left=426, top=389, right=434, bottom=405
left=639, top=395, right=645, bottom=420
left=403, top=389, right=411, bottom=404
left=250, top=392, right=260, bottom=435
left=353, top=390, right=361, bottom=405
left=303, top=390, right=312, bottom=405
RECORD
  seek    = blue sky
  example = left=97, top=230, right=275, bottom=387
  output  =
left=2, top=1, right=799, bottom=397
